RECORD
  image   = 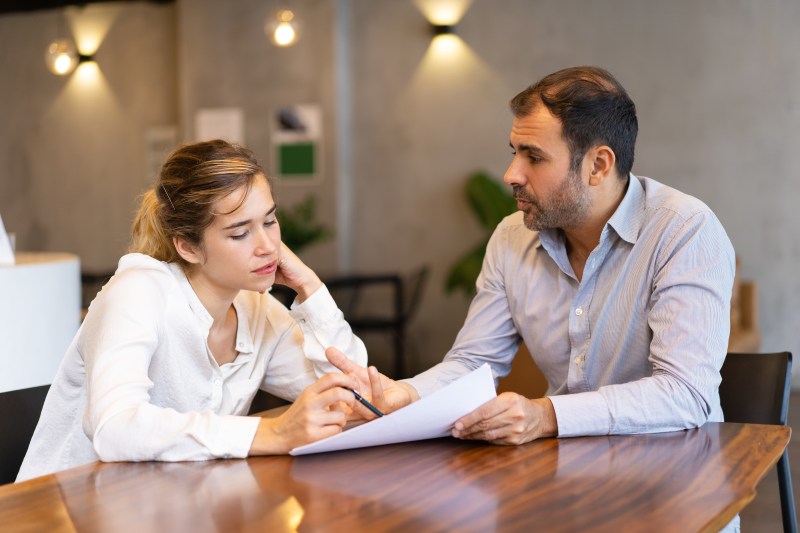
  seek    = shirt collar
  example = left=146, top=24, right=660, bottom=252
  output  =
left=167, top=262, right=214, bottom=331
left=605, top=173, right=644, bottom=245
left=534, top=173, right=644, bottom=253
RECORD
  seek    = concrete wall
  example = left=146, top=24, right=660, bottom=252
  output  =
left=0, top=2, right=176, bottom=272
left=176, top=0, right=341, bottom=275
left=1, top=0, right=798, bottom=386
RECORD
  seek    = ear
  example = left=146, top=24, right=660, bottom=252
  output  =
left=586, top=145, right=617, bottom=186
left=173, top=236, right=203, bottom=265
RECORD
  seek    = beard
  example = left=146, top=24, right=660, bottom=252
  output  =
left=513, top=169, right=592, bottom=231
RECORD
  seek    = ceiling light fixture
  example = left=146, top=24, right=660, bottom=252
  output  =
left=266, top=9, right=301, bottom=47
left=44, top=37, right=93, bottom=76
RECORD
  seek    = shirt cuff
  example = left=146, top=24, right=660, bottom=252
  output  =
left=289, top=284, right=338, bottom=325
left=549, top=390, right=612, bottom=437
left=214, top=415, right=261, bottom=458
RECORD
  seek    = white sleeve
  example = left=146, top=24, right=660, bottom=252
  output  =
left=261, top=284, right=368, bottom=400
left=83, top=269, right=260, bottom=463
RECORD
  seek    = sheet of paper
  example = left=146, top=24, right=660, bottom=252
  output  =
left=0, top=214, right=15, bottom=265
left=290, top=363, right=496, bottom=456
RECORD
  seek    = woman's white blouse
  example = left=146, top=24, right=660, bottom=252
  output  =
left=17, top=253, right=367, bottom=481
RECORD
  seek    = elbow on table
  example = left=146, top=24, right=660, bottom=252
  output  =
left=90, top=409, right=154, bottom=462
left=676, top=392, right=714, bottom=431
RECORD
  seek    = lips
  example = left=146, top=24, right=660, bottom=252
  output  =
left=253, top=261, right=277, bottom=276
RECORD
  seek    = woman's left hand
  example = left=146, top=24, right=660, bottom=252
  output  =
left=273, top=242, right=323, bottom=302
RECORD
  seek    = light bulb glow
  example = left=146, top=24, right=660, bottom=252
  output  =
left=45, top=38, right=78, bottom=75
left=413, top=0, right=472, bottom=26
left=430, top=34, right=462, bottom=57
left=274, top=22, right=296, bottom=46
left=54, top=54, right=74, bottom=74
left=266, top=9, right=300, bottom=47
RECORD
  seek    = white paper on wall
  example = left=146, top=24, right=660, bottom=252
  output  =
left=195, top=107, right=244, bottom=144
left=0, top=214, right=15, bottom=265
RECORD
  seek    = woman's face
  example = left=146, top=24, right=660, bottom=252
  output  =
left=183, top=173, right=281, bottom=300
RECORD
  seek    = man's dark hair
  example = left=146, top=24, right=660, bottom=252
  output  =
left=510, top=66, right=638, bottom=178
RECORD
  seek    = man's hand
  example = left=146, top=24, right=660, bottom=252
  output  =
left=326, top=347, right=419, bottom=418
left=451, top=394, right=558, bottom=445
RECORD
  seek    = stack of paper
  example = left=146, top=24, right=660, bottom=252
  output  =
left=291, top=363, right=496, bottom=455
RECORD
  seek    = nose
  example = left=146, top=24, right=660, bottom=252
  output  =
left=254, top=226, right=278, bottom=256
left=503, top=157, right=526, bottom=187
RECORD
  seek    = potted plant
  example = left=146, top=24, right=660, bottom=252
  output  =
left=445, top=171, right=516, bottom=296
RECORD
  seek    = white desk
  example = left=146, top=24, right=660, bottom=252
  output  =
left=0, top=252, right=80, bottom=392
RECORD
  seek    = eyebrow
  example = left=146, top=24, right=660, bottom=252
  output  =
left=510, top=142, right=548, bottom=157
left=221, top=204, right=277, bottom=230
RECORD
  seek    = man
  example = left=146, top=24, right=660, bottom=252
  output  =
left=331, top=66, right=734, bottom=446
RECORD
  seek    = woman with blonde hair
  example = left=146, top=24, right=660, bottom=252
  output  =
left=17, top=140, right=367, bottom=481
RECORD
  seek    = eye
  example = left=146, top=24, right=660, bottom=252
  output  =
left=230, top=231, right=248, bottom=241
left=264, top=219, right=278, bottom=227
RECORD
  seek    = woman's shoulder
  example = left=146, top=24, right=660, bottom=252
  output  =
left=90, top=254, right=180, bottom=310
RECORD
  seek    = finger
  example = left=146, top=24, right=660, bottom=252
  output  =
left=453, top=397, right=510, bottom=433
left=306, top=372, right=357, bottom=395
left=368, top=366, right=387, bottom=409
left=326, top=347, right=366, bottom=376
left=311, top=384, right=357, bottom=411
left=309, top=422, right=348, bottom=443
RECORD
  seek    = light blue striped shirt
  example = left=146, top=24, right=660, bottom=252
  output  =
left=407, top=175, right=735, bottom=437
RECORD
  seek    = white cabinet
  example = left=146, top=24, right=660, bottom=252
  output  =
left=0, top=252, right=80, bottom=392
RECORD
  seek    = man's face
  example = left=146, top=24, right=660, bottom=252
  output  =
left=504, top=105, right=592, bottom=231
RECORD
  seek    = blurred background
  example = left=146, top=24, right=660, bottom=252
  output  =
left=1, top=0, right=798, bottom=386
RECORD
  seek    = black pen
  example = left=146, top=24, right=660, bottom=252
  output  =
left=350, top=389, right=384, bottom=417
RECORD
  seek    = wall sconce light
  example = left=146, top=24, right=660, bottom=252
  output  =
left=44, top=37, right=94, bottom=76
left=431, top=24, right=456, bottom=36
left=266, top=9, right=301, bottom=47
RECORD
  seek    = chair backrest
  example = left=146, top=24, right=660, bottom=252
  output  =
left=0, top=384, right=50, bottom=485
left=323, top=265, right=429, bottom=324
left=399, top=265, right=429, bottom=323
left=719, top=352, right=792, bottom=426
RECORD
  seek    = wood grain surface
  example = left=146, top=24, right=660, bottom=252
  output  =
left=0, top=422, right=789, bottom=533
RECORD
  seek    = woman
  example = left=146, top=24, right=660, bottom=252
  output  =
left=17, top=140, right=366, bottom=481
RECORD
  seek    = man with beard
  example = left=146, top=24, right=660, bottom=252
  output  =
left=331, top=66, right=735, bottom=447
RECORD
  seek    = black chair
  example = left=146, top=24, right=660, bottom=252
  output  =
left=0, top=385, right=50, bottom=485
left=719, top=351, right=797, bottom=533
left=325, top=265, right=429, bottom=379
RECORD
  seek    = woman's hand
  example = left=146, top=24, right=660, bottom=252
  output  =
left=273, top=242, right=322, bottom=302
left=249, top=372, right=357, bottom=455
left=326, top=347, right=419, bottom=420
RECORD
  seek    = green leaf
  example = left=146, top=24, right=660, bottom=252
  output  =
left=465, top=171, right=516, bottom=230
left=276, top=195, right=332, bottom=252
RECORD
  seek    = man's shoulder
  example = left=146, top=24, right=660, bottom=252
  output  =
left=497, top=211, right=537, bottom=236
left=637, top=176, right=715, bottom=222
left=494, top=211, right=541, bottom=244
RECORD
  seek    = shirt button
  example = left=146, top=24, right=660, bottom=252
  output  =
left=575, top=308, right=583, bottom=316
left=214, top=379, right=221, bottom=386
left=575, top=356, right=583, bottom=365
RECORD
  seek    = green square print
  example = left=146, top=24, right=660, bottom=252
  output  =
left=279, top=142, right=315, bottom=176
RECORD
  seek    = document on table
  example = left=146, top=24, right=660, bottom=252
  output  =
left=290, top=363, right=497, bottom=456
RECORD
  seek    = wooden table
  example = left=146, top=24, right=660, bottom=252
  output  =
left=0, top=422, right=789, bottom=532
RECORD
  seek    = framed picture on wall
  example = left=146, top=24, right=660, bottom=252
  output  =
left=271, top=104, right=322, bottom=184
